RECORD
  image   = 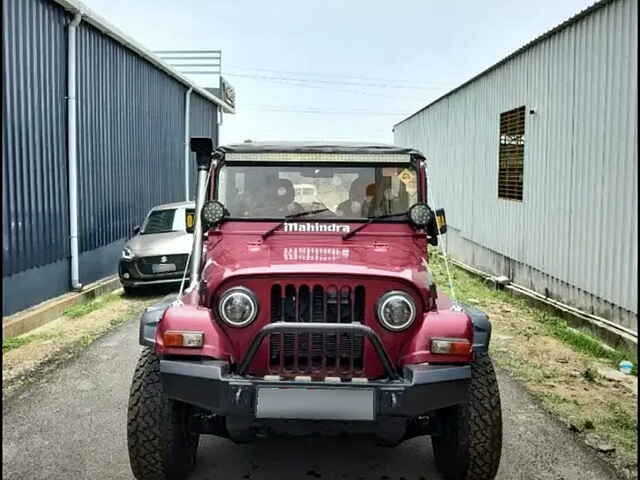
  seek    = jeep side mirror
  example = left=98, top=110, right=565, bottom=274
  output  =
left=133, top=225, right=140, bottom=235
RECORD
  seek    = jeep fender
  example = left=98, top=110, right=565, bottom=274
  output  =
left=460, top=303, right=492, bottom=354
left=154, top=304, right=233, bottom=361
left=139, top=295, right=177, bottom=348
left=399, top=308, right=474, bottom=365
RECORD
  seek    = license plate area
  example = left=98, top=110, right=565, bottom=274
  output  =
left=152, top=263, right=176, bottom=273
left=256, top=387, right=374, bottom=421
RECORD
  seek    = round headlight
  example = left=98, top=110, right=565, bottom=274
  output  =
left=218, top=286, right=258, bottom=327
left=377, top=291, right=416, bottom=331
left=202, top=200, right=225, bottom=227
left=408, top=203, right=434, bottom=227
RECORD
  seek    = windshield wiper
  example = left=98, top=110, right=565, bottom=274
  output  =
left=261, top=208, right=329, bottom=240
left=342, top=211, right=408, bottom=240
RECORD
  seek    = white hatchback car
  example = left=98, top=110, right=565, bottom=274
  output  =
left=118, top=201, right=195, bottom=294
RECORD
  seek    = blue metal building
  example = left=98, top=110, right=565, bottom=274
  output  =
left=2, top=0, right=234, bottom=316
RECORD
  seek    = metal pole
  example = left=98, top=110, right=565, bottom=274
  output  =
left=187, top=161, right=215, bottom=291
left=184, top=88, right=193, bottom=200
left=68, top=12, right=83, bottom=291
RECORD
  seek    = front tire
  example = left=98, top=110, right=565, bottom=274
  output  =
left=127, top=348, right=199, bottom=480
left=431, top=352, right=502, bottom=480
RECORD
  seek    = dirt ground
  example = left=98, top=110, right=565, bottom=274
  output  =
left=2, top=289, right=164, bottom=402
left=429, top=247, right=638, bottom=479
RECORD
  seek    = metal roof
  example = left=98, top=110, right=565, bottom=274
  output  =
left=51, top=0, right=235, bottom=113
left=393, top=0, right=615, bottom=129
left=217, top=141, right=425, bottom=157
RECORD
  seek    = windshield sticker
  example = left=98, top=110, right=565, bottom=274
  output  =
left=284, top=247, right=350, bottom=261
left=399, top=168, right=417, bottom=194
left=398, top=169, right=413, bottom=184
left=283, top=222, right=351, bottom=233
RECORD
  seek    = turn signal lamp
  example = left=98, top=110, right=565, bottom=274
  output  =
left=431, top=338, right=471, bottom=355
left=163, top=331, right=204, bottom=348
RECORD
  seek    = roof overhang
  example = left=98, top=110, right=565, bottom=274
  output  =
left=52, top=0, right=235, bottom=114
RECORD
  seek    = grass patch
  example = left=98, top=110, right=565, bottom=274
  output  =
left=2, top=336, right=31, bottom=353
left=63, top=291, right=120, bottom=318
left=3, top=332, right=57, bottom=354
left=428, top=246, right=638, bottom=467
left=428, top=247, right=637, bottom=375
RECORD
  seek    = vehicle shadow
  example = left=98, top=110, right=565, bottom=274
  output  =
left=191, top=434, right=441, bottom=480
left=120, top=284, right=180, bottom=299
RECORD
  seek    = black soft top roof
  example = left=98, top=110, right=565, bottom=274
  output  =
left=217, top=141, right=425, bottom=158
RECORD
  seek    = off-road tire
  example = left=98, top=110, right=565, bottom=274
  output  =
left=431, top=352, right=502, bottom=480
left=127, top=348, right=199, bottom=480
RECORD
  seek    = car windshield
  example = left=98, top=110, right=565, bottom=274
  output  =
left=216, top=164, right=419, bottom=220
left=141, top=208, right=190, bottom=234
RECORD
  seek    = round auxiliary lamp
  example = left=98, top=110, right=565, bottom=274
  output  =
left=408, top=202, right=435, bottom=228
left=201, top=200, right=225, bottom=227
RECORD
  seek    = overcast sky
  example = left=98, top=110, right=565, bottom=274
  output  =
left=83, top=0, right=594, bottom=145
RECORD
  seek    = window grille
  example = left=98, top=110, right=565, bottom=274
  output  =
left=498, top=106, right=525, bottom=201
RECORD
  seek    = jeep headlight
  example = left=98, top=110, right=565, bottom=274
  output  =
left=218, top=286, right=259, bottom=327
left=377, top=291, right=416, bottom=331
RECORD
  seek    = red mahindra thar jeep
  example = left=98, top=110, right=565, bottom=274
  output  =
left=127, top=139, right=502, bottom=480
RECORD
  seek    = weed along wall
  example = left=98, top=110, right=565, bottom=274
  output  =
left=394, top=0, right=638, bottom=338
left=2, top=0, right=229, bottom=316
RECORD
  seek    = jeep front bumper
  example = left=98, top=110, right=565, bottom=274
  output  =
left=160, top=359, right=470, bottom=420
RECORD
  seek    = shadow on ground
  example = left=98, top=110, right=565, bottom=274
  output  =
left=192, top=435, right=438, bottom=480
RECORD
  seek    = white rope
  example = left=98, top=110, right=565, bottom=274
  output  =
left=433, top=211, right=458, bottom=307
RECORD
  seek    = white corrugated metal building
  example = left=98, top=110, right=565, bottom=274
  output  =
left=394, top=0, right=637, bottom=338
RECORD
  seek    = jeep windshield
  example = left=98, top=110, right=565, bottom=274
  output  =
left=216, top=164, right=419, bottom=220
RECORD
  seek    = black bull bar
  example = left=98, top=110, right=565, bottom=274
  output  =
left=236, top=322, right=400, bottom=380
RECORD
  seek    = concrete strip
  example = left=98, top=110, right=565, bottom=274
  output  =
left=2, top=275, right=121, bottom=339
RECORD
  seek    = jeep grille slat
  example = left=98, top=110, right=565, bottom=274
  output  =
left=269, top=284, right=365, bottom=378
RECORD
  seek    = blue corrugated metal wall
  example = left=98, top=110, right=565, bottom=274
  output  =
left=2, top=0, right=220, bottom=316
left=76, top=22, right=187, bottom=253
left=188, top=92, right=219, bottom=200
left=2, top=0, right=70, bottom=276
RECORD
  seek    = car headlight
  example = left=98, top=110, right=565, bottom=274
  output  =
left=377, top=291, right=416, bottom=331
left=121, top=247, right=134, bottom=260
left=218, top=286, right=259, bottom=327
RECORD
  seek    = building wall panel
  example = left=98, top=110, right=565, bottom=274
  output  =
left=2, top=0, right=69, bottom=276
left=394, top=0, right=637, bottom=329
left=187, top=92, right=219, bottom=200
left=3, top=0, right=223, bottom=316
left=76, top=22, right=187, bottom=252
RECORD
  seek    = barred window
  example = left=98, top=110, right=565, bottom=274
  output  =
left=498, top=106, right=525, bottom=201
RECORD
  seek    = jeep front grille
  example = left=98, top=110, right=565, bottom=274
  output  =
left=269, top=284, right=365, bottom=377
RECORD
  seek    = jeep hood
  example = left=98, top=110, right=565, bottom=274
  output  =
left=202, top=224, right=427, bottom=284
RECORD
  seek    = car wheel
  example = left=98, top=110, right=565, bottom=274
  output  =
left=431, top=352, right=502, bottom=480
left=127, top=348, right=199, bottom=480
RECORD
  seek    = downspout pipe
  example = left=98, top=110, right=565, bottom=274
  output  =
left=184, top=88, right=193, bottom=200
left=68, top=12, right=83, bottom=291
